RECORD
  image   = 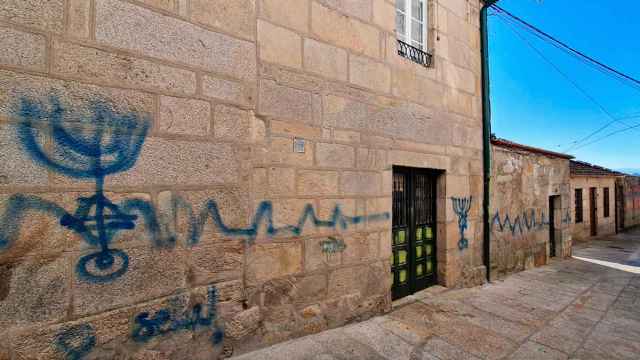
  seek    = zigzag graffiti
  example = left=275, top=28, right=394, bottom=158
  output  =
left=491, top=209, right=550, bottom=236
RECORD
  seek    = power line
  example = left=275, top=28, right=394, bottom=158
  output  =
left=494, top=13, right=638, bottom=152
left=491, top=4, right=640, bottom=90
left=571, top=121, right=640, bottom=151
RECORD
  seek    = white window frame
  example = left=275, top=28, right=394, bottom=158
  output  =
left=396, top=0, right=428, bottom=50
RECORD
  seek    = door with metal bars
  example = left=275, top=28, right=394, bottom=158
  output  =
left=391, top=167, right=438, bottom=300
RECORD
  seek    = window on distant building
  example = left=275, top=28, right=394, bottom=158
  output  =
left=575, top=189, right=583, bottom=223
left=395, top=0, right=432, bottom=66
left=603, top=187, right=610, bottom=218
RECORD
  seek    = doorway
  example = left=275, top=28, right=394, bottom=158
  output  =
left=615, top=184, right=625, bottom=233
left=549, top=195, right=561, bottom=258
left=391, top=167, right=438, bottom=301
left=590, top=187, right=598, bottom=236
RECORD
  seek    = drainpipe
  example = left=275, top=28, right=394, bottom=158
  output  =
left=481, top=0, right=498, bottom=283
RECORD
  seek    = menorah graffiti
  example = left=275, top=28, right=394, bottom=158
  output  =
left=451, top=196, right=472, bottom=250
left=0, top=95, right=390, bottom=284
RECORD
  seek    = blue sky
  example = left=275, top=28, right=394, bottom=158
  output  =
left=488, top=0, right=640, bottom=170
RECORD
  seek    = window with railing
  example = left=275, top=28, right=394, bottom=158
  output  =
left=395, top=0, right=432, bottom=67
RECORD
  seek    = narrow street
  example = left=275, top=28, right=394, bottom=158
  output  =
left=234, top=228, right=640, bottom=360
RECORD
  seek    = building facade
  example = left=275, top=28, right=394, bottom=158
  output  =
left=619, top=175, right=640, bottom=230
left=490, top=138, right=572, bottom=278
left=570, top=161, right=621, bottom=242
left=0, top=0, right=488, bottom=358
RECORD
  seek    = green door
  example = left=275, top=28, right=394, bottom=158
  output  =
left=391, top=167, right=438, bottom=300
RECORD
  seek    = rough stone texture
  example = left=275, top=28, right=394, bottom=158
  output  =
left=53, top=40, right=197, bottom=95
left=620, top=176, right=640, bottom=229
left=202, top=75, right=255, bottom=106
left=0, top=0, right=64, bottom=32
left=246, top=243, right=303, bottom=285
left=0, top=124, right=48, bottom=187
left=0, top=26, right=46, bottom=71
left=304, top=39, right=348, bottom=81
left=67, top=0, right=91, bottom=38
left=95, top=0, right=256, bottom=80
left=213, top=104, right=252, bottom=140
left=258, top=20, right=302, bottom=69
left=259, top=0, right=309, bottom=33
left=316, top=143, right=355, bottom=168
left=296, top=170, right=339, bottom=196
left=159, top=96, right=211, bottom=136
left=190, top=0, right=256, bottom=40
left=258, top=80, right=315, bottom=124
left=490, top=143, right=572, bottom=278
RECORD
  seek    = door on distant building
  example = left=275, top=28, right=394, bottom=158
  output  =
left=549, top=195, right=561, bottom=257
left=615, top=184, right=625, bottom=233
left=590, top=187, right=598, bottom=236
left=391, top=167, right=438, bottom=301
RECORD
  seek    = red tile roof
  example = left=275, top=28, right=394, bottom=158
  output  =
left=570, top=160, right=625, bottom=177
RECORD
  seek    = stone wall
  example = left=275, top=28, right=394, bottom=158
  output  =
left=0, top=0, right=485, bottom=358
left=490, top=145, right=571, bottom=278
left=621, top=176, right=640, bottom=229
left=570, top=176, right=617, bottom=242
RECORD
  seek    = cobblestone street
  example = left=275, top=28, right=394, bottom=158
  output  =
left=234, top=228, right=640, bottom=360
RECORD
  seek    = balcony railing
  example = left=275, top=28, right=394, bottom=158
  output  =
left=397, top=39, right=433, bottom=67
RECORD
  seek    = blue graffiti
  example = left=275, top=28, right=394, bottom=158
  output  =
left=55, top=324, right=97, bottom=360
left=15, top=96, right=149, bottom=282
left=452, top=197, right=472, bottom=250
left=492, top=209, right=551, bottom=236
left=0, top=96, right=390, bottom=283
left=132, top=286, right=224, bottom=345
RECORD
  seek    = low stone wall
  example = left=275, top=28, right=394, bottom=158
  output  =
left=490, top=146, right=571, bottom=279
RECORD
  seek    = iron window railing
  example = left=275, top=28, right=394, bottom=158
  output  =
left=397, top=39, right=433, bottom=67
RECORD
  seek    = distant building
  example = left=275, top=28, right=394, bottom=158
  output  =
left=490, top=138, right=573, bottom=278
left=570, top=161, right=624, bottom=241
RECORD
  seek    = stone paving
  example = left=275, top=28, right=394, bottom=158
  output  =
left=233, top=228, right=640, bottom=359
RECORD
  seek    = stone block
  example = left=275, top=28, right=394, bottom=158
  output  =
left=0, top=255, right=70, bottom=329
left=316, top=0, right=373, bottom=22
left=296, top=170, right=339, bottom=196
left=349, top=55, right=391, bottom=93
left=72, top=246, right=187, bottom=316
left=316, top=142, right=356, bottom=168
left=0, top=124, right=48, bottom=187
left=304, top=39, right=348, bottom=81
left=311, top=2, right=380, bottom=59
left=305, top=237, right=342, bottom=271
left=328, top=262, right=388, bottom=298
left=259, top=0, right=309, bottom=33
left=265, top=198, right=316, bottom=235
left=263, top=137, right=314, bottom=167
left=357, top=148, right=388, bottom=170
left=53, top=40, right=197, bottom=96
left=442, top=62, right=476, bottom=95
left=388, top=150, right=450, bottom=170
left=372, top=0, right=395, bottom=31
left=107, top=137, right=240, bottom=187
left=213, top=104, right=253, bottom=140
left=0, top=26, right=46, bottom=71
left=187, top=241, right=244, bottom=285
left=226, top=306, right=262, bottom=340
left=67, top=0, right=91, bottom=38
left=340, top=171, right=381, bottom=196
left=159, top=96, right=211, bottom=136
left=0, top=69, right=155, bottom=124
left=202, top=75, right=255, bottom=106
left=191, top=0, right=256, bottom=40
left=138, top=0, right=176, bottom=11
left=334, top=129, right=361, bottom=143
left=342, top=233, right=376, bottom=264
left=95, top=0, right=256, bottom=80
left=443, top=0, right=468, bottom=22
left=246, top=243, right=302, bottom=285
left=0, top=0, right=64, bottom=32
left=270, top=119, right=323, bottom=139
left=267, top=166, right=296, bottom=196
left=258, top=20, right=302, bottom=69
left=259, top=80, right=316, bottom=124
left=322, top=95, right=376, bottom=130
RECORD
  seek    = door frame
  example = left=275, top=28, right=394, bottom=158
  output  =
left=589, top=187, right=598, bottom=236
left=391, top=166, right=440, bottom=301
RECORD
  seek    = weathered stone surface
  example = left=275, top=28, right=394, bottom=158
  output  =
left=159, top=96, right=211, bottom=136
left=0, top=0, right=64, bottom=32
left=258, top=20, right=302, bottom=69
left=304, top=39, right=348, bottom=81
left=316, top=0, right=372, bottom=21
left=262, top=137, right=314, bottom=166
left=322, top=95, right=376, bottom=130
left=67, top=0, right=91, bottom=38
left=191, top=0, right=256, bottom=40
left=0, top=124, right=48, bottom=187
left=349, top=55, right=391, bottom=93
left=138, top=0, right=175, bottom=11
left=297, top=170, right=339, bottom=196
left=107, top=137, right=240, bottom=186
left=266, top=166, right=296, bottom=196
left=259, top=80, right=316, bottom=124
left=95, top=0, right=256, bottom=80
left=259, top=0, right=309, bottom=33
left=372, top=0, right=395, bottom=31
left=246, top=243, right=303, bottom=285
left=316, top=143, right=355, bottom=168
left=0, top=26, right=46, bottom=71
left=53, top=41, right=197, bottom=95
left=311, top=2, right=380, bottom=59
left=226, top=306, right=262, bottom=339
left=340, top=171, right=381, bottom=196
left=213, top=104, right=252, bottom=140
left=202, top=75, right=255, bottom=106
